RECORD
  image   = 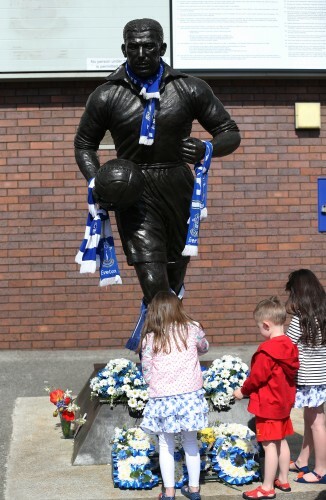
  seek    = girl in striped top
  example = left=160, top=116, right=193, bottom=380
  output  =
left=285, top=269, right=326, bottom=485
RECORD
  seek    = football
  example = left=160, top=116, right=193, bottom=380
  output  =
left=94, top=159, right=144, bottom=211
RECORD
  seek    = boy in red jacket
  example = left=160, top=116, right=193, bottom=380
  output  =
left=234, top=297, right=299, bottom=499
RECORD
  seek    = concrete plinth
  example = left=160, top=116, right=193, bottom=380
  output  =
left=72, top=363, right=251, bottom=466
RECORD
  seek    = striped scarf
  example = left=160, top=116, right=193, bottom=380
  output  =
left=75, top=178, right=122, bottom=286
left=182, top=141, right=213, bottom=257
left=125, top=60, right=164, bottom=145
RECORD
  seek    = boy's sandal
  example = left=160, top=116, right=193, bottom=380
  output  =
left=180, top=485, right=201, bottom=500
left=158, top=493, right=175, bottom=500
left=295, top=470, right=326, bottom=484
left=289, top=460, right=309, bottom=474
left=242, top=486, right=276, bottom=499
left=274, top=478, right=291, bottom=492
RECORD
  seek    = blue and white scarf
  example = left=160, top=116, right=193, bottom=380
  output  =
left=125, top=60, right=164, bottom=145
left=182, top=141, right=213, bottom=257
left=75, top=178, right=122, bottom=286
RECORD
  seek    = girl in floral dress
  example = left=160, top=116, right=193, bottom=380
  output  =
left=138, top=290, right=209, bottom=500
left=285, top=269, right=326, bottom=485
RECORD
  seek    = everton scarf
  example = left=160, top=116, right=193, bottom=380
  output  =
left=75, top=178, right=122, bottom=286
left=182, top=141, right=213, bottom=257
left=125, top=60, right=164, bottom=145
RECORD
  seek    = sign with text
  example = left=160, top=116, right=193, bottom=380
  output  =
left=171, top=0, right=326, bottom=73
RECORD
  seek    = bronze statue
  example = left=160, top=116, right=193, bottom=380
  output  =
left=74, top=18, right=241, bottom=345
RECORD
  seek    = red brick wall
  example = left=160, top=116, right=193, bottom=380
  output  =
left=1, top=78, right=325, bottom=349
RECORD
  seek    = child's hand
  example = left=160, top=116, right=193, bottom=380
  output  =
left=233, top=388, right=244, bottom=400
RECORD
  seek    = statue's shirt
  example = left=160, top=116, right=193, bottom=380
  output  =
left=74, top=63, right=238, bottom=167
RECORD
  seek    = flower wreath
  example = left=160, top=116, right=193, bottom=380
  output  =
left=111, top=426, right=159, bottom=489
left=209, top=423, right=260, bottom=485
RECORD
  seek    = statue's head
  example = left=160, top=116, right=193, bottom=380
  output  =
left=121, top=18, right=167, bottom=79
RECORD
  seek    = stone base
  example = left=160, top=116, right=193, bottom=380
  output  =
left=72, top=363, right=253, bottom=466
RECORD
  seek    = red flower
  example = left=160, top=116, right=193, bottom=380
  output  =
left=64, top=396, right=71, bottom=405
left=61, top=410, right=75, bottom=421
left=49, top=389, right=65, bottom=404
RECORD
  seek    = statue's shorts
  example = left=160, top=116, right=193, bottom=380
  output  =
left=115, top=162, right=194, bottom=265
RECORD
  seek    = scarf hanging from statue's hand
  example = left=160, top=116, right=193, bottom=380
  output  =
left=182, top=141, right=213, bottom=257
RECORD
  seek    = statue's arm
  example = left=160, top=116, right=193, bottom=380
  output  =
left=74, top=90, right=108, bottom=182
left=181, top=78, right=241, bottom=164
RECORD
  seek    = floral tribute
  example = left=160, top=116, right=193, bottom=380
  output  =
left=90, top=358, right=149, bottom=413
left=111, top=424, right=260, bottom=490
left=203, top=355, right=249, bottom=410
left=208, top=423, right=260, bottom=485
left=45, top=383, right=85, bottom=438
left=111, top=426, right=159, bottom=489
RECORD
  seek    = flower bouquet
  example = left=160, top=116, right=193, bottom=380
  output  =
left=203, top=356, right=249, bottom=410
left=90, top=358, right=149, bottom=417
left=45, top=383, right=85, bottom=438
left=111, top=426, right=159, bottom=489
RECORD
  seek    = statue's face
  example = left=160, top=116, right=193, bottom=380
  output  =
left=122, top=29, right=166, bottom=79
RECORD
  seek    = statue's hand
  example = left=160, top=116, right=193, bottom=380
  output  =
left=92, top=186, right=114, bottom=211
left=181, top=137, right=206, bottom=165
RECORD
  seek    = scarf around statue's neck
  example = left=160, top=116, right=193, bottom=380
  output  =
left=125, top=59, right=164, bottom=145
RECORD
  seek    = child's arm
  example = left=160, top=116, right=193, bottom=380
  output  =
left=286, top=315, right=301, bottom=344
left=193, top=323, right=209, bottom=355
left=237, top=351, right=275, bottom=397
left=141, top=338, right=153, bottom=384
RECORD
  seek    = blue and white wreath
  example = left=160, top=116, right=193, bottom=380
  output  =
left=111, top=426, right=159, bottom=489
left=203, top=356, right=249, bottom=410
left=210, top=423, right=260, bottom=485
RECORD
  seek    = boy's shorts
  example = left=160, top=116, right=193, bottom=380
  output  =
left=255, top=416, right=294, bottom=442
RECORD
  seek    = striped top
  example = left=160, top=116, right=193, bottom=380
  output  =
left=286, top=315, right=326, bottom=385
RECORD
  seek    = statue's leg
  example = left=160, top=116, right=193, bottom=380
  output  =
left=127, top=262, right=168, bottom=351
left=167, top=257, right=190, bottom=296
left=134, top=261, right=170, bottom=305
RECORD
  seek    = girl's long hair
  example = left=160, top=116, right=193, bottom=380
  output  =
left=285, top=268, right=326, bottom=346
left=138, top=291, right=199, bottom=354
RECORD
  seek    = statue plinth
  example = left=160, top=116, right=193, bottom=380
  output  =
left=72, top=363, right=252, bottom=466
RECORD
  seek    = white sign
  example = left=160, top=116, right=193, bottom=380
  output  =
left=171, top=0, right=326, bottom=71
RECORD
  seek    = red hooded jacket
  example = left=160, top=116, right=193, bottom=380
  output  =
left=241, top=335, right=299, bottom=419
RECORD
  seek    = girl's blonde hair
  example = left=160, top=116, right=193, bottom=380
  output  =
left=253, top=296, right=286, bottom=326
left=138, top=291, right=199, bottom=354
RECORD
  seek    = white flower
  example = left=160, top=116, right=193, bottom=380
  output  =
left=136, top=400, right=145, bottom=410
left=126, top=388, right=140, bottom=398
left=133, top=428, right=146, bottom=440
left=128, top=398, right=138, bottom=408
left=106, top=386, right=116, bottom=396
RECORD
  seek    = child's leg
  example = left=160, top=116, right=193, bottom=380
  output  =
left=278, top=438, right=290, bottom=484
left=261, top=440, right=280, bottom=491
left=292, top=406, right=314, bottom=469
left=159, top=432, right=176, bottom=496
left=182, top=430, right=200, bottom=492
left=300, top=404, right=326, bottom=481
